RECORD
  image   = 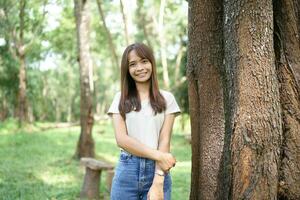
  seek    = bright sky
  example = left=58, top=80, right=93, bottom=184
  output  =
left=44, top=1, right=62, bottom=32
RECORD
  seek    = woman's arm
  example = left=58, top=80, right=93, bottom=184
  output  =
left=147, top=114, right=176, bottom=200
left=111, top=113, right=175, bottom=170
left=154, top=113, right=176, bottom=174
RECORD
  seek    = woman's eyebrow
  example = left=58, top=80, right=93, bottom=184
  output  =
left=129, top=58, right=142, bottom=63
left=128, top=60, right=136, bottom=64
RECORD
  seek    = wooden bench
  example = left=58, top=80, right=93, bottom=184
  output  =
left=80, top=157, right=114, bottom=200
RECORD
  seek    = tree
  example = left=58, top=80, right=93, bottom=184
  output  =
left=74, top=0, right=95, bottom=158
left=0, top=0, right=47, bottom=124
left=135, top=0, right=152, bottom=47
left=187, top=1, right=225, bottom=199
left=119, top=0, right=132, bottom=46
left=274, top=0, right=300, bottom=198
left=16, top=0, right=28, bottom=124
left=187, top=0, right=300, bottom=199
left=96, top=0, right=119, bottom=73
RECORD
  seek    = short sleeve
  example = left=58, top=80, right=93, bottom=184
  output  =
left=107, top=92, right=121, bottom=117
left=165, top=92, right=181, bottom=117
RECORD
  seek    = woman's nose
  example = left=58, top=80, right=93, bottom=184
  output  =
left=136, top=62, right=144, bottom=71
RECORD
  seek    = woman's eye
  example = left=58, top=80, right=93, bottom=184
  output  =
left=142, top=60, right=148, bottom=63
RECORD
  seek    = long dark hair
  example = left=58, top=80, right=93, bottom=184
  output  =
left=119, top=43, right=166, bottom=119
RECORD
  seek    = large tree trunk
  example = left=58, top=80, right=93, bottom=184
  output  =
left=16, top=0, right=28, bottom=125
left=274, top=0, right=300, bottom=199
left=188, top=0, right=300, bottom=199
left=74, top=0, right=95, bottom=159
left=223, top=1, right=281, bottom=199
left=187, top=0, right=225, bottom=199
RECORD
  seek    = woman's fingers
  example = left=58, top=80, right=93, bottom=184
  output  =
left=156, top=152, right=177, bottom=172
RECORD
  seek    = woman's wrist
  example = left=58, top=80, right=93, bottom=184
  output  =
left=153, top=150, right=162, bottom=161
left=155, top=169, right=165, bottom=176
left=153, top=173, right=164, bottom=184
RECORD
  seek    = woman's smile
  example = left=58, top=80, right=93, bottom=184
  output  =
left=136, top=72, right=148, bottom=77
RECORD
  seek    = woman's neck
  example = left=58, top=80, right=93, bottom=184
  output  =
left=135, top=81, right=150, bottom=100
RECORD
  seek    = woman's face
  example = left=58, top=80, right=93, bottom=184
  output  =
left=128, top=49, right=152, bottom=83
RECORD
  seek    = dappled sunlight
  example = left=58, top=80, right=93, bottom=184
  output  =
left=37, top=170, right=77, bottom=185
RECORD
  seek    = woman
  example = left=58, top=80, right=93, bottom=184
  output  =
left=107, top=43, right=181, bottom=200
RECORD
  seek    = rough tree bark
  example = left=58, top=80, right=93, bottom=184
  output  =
left=223, top=1, right=282, bottom=199
left=188, top=0, right=300, bottom=199
left=187, top=0, right=225, bottom=199
left=274, top=0, right=300, bottom=199
left=74, top=0, right=95, bottom=159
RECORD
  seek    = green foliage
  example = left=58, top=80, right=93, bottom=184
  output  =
left=45, top=3, right=77, bottom=60
left=0, top=120, right=191, bottom=199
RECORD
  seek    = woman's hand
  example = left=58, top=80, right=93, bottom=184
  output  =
left=147, top=182, right=164, bottom=200
left=156, top=152, right=176, bottom=172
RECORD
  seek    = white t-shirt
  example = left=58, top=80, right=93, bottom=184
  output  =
left=107, top=90, right=181, bottom=149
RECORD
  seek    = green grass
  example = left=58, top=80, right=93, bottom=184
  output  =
left=0, top=118, right=191, bottom=200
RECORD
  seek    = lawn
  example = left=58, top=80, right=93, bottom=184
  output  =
left=0, top=118, right=191, bottom=200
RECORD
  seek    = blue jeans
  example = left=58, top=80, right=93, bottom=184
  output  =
left=110, top=150, right=172, bottom=200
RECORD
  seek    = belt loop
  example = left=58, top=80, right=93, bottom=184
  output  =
left=121, top=149, right=133, bottom=158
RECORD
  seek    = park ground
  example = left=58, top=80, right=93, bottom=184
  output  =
left=0, top=119, right=191, bottom=200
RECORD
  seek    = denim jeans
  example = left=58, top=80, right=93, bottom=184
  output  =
left=110, top=150, right=172, bottom=200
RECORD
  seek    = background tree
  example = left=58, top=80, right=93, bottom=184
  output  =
left=74, top=0, right=95, bottom=158
left=0, top=0, right=47, bottom=124
left=96, top=0, right=119, bottom=74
